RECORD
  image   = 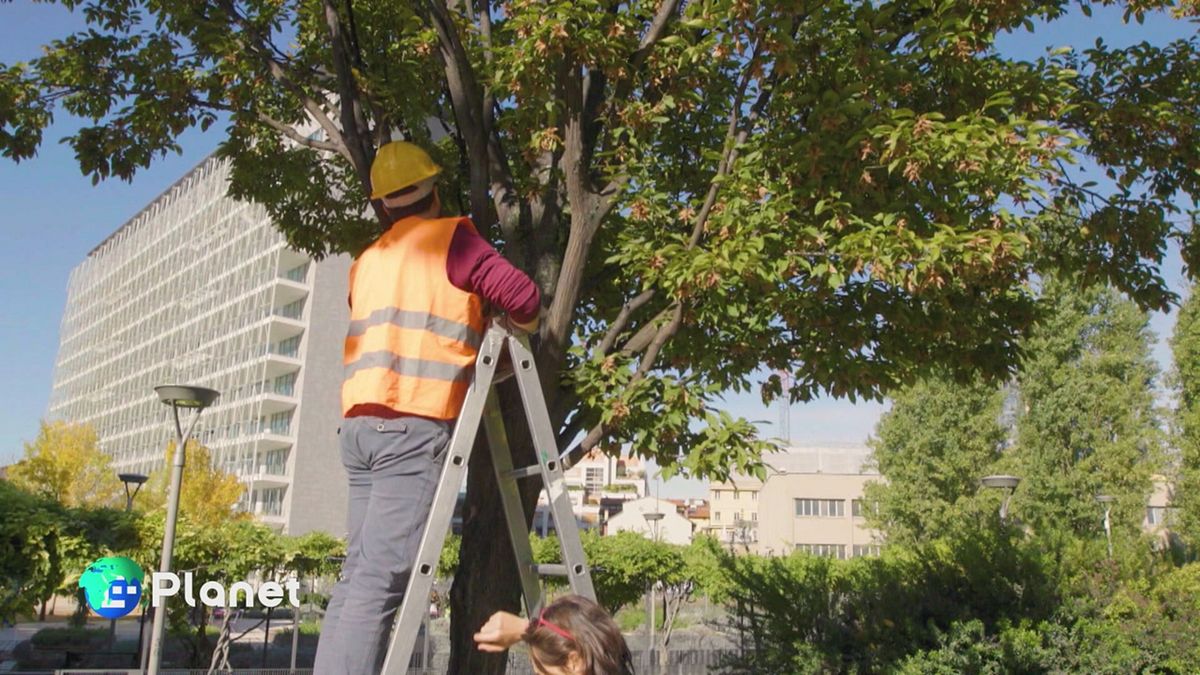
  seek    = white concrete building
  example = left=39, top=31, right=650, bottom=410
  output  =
left=605, top=496, right=693, bottom=545
left=47, top=157, right=350, bottom=535
left=706, top=446, right=883, bottom=557
left=532, top=450, right=646, bottom=534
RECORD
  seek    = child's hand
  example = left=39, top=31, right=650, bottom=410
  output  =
left=473, top=611, right=529, bottom=652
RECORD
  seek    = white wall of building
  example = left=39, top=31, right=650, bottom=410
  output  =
left=606, top=496, right=693, bottom=545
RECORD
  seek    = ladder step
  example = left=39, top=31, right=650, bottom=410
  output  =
left=535, top=562, right=588, bottom=577
left=504, top=452, right=569, bottom=481
left=506, top=465, right=542, bottom=480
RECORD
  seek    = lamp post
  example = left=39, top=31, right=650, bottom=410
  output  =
left=981, top=475, right=1021, bottom=522
left=119, top=472, right=149, bottom=512
left=145, top=385, right=219, bottom=675
left=643, top=510, right=664, bottom=657
left=1096, top=495, right=1115, bottom=559
left=113, top=473, right=148, bottom=657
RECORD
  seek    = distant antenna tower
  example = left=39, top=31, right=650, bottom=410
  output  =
left=777, top=370, right=792, bottom=446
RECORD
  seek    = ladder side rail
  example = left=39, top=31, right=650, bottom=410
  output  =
left=507, top=335, right=597, bottom=601
left=482, top=385, right=545, bottom=616
left=378, top=327, right=505, bottom=675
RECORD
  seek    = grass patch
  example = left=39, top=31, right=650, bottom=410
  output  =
left=615, top=606, right=645, bottom=632
left=272, top=620, right=322, bottom=646
left=30, top=627, right=108, bottom=649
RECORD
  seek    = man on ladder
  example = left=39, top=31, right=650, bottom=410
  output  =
left=314, top=141, right=541, bottom=675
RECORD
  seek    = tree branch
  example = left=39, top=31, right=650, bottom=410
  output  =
left=607, top=0, right=683, bottom=117
left=632, top=0, right=683, bottom=72
left=634, top=303, right=684, bottom=378
left=423, top=0, right=491, bottom=221
left=256, top=113, right=343, bottom=153
left=598, top=289, right=657, bottom=355
left=323, top=0, right=375, bottom=192
left=212, top=0, right=353, bottom=164
left=564, top=49, right=776, bottom=466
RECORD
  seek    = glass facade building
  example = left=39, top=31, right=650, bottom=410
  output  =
left=48, top=157, right=350, bottom=535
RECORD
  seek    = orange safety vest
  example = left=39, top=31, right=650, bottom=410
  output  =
left=342, top=215, right=486, bottom=420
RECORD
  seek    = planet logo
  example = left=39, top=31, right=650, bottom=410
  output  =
left=79, top=556, right=144, bottom=619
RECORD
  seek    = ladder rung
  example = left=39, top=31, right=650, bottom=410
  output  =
left=534, top=562, right=588, bottom=577
left=505, top=449, right=572, bottom=481
left=506, top=465, right=541, bottom=480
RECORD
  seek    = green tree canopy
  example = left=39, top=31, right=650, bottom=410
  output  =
left=866, top=279, right=1162, bottom=552
left=5, top=0, right=1197, bottom=668
left=138, top=440, right=247, bottom=527
left=1011, top=281, right=1162, bottom=541
left=1170, top=283, right=1200, bottom=552
left=8, top=420, right=122, bottom=508
left=0, top=481, right=135, bottom=622
left=864, top=371, right=1008, bottom=544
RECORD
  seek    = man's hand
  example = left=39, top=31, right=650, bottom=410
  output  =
left=473, top=610, right=529, bottom=653
left=497, top=313, right=539, bottom=334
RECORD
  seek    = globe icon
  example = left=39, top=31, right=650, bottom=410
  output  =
left=80, top=556, right=144, bottom=619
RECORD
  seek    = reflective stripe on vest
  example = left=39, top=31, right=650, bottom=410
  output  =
left=345, top=351, right=475, bottom=383
left=346, top=307, right=483, bottom=350
left=341, top=215, right=486, bottom=419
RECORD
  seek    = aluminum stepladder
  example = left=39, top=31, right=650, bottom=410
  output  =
left=380, top=320, right=597, bottom=674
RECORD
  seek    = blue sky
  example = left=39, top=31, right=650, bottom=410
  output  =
left=0, top=5, right=1194, bottom=492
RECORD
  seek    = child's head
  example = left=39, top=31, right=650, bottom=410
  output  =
left=522, top=594, right=633, bottom=675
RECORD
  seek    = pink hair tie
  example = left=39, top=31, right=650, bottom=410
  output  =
left=537, top=607, right=574, bottom=642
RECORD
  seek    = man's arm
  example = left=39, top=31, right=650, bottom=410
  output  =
left=447, top=221, right=541, bottom=331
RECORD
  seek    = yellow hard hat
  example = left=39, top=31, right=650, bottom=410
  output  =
left=370, top=141, right=442, bottom=200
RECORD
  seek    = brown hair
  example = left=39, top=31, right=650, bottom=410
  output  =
left=523, top=595, right=634, bottom=675
left=379, top=188, right=439, bottom=222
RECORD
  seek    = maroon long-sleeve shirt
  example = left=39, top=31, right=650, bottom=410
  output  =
left=346, top=220, right=540, bottom=420
left=445, top=222, right=540, bottom=324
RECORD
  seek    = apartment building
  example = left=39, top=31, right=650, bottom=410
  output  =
left=707, top=474, right=763, bottom=548
left=706, top=446, right=883, bottom=557
left=756, top=449, right=882, bottom=558
left=532, top=449, right=646, bottom=534
left=605, top=496, right=694, bottom=545
left=47, top=157, right=350, bottom=536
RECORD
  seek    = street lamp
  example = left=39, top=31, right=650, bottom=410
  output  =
left=114, top=472, right=148, bottom=657
left=642, top=511, right=665, bottom=655
left=981, top=475, right=1021, bottom=522
left=146, top=384, right=219, bottom=675
left=1096, top=494, right=1115, bottom=559
left=118, top=472, right=149, bottom=512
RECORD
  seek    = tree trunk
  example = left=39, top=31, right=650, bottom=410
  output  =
left=447, top=374, right=551, bottom=674
left=262, top=605, right=273, bottom=668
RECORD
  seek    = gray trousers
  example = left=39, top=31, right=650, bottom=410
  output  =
left=314, top=415, right=450, bottom=675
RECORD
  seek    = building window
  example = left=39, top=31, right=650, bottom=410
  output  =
left=276, top=298, right=305, bottom=320
left=269, top=411, right=292, bottom=435
left=751, top=492, right=757, bottom=500
left=260, top=488, right=285, bottom=517
left=733, top=489, right=740, bottom=500
left=585, top=467, right=604, bottom=491
left=795, top=544, right=845, bottom=559
left=1147, top=506, right=1175, bottom=526
left=751, top=512, right=757, bottom=521
left=260, top=449, right=288, bottom=476
left=273, top=371, right=297, bottom=396
left=715, top=512, right=721, bottom=523
left=283, top=263, right=309, bottom=282
left=794, top=498, right=845, bottom=518
left=852, top=544, right=882, bottom=557
left=272, top=335, right=301, bottom=357
left=852, top=499, right=879, bottom=518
